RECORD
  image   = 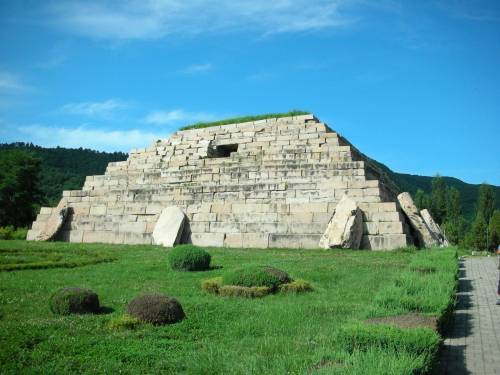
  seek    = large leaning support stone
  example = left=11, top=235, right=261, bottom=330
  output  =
left=420, top=209, right=449, bottom=246
left=152, top=206, right=186, bottom=247
left=319, top=195, right=363, bottom=249
left=397, top=192, right=438, bottom=248
left=32, top=198, right=69, bottom=241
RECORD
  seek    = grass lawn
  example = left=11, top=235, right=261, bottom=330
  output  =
left=0, top=241, right=457, bottom=374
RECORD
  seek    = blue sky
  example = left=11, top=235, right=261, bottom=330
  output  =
left=0, top=1, right=499, bottom=185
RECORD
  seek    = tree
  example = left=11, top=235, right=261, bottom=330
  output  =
left=442, top=187, right=466, bottom=245
left=488, top=210, right=500, bottom=251
left=430, top=175, right=447, bottom=224
left=0, top=149, right=41, bottom=228
left=445, top=187, right=462, bottom=222
left=466, top=184, right=496, bottom=251
left=414, top=189, right=430, bottom=211
left=467, top=215, right=488, bottom=251
left=476, top=184, right=496, bottom=224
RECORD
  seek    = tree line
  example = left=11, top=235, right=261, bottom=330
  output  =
left=414, top=176, right=499, bottom=251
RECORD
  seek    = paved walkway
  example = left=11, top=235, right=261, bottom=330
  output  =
left=438, top=256, right=500, bottom=374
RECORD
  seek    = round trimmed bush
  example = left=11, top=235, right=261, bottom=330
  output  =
left=223, top=266, right=289, bottom=290
left=168, top=245, right=211, bottom=271
left=50, top=287, right=100, bottom=315
left=127, top=294, right=185, bottom=325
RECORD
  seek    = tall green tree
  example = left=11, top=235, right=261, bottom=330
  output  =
left=430, top=175, right=447, bottom=224
left=442, top=187, right=467, bottom=245
left=467, top=215, right=488, bottom=251
left=414, top=189, right=430, bottom=211
left=467, top=184, right=496, bottom=251
left=488, top=210, right=500, bottom=251
left=0, top=149, right=41, bottom=228
left=476, top=184, right=496, bottom=224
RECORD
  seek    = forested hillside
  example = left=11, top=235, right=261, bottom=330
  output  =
left=0, top=143, right=127, bottom=205
left=369, top=158, right=500, bottom=219
left=0, top=143, right=498, bottom=218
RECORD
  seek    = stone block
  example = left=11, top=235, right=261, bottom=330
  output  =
left=193, top=212, right=217, bottom=222
left=268, top=234, right=321, bottom=249
left=152, top=206, right=186, bottom=247
left=319, top=195, right=363, bottom=249
left=191, top=232, right=225, bottom=247
left=119, top=221, right=147, bottom=234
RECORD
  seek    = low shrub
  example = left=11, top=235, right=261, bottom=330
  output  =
left=168, top=245, right=211, bottom=271
left=223, top=266, right=288, bottom=290
left=279, top=279, right=313, bottom=294
left=50, top=287, right=100, bottom=315
left=0, top=226, right=28, bottom=240
left=218, top=285, right=271, bottom=298
left=201, top=277, right=222, bottom=294
left=127, top=294, right=185, bottom=325
left=108, top=314, right=141, bottom=330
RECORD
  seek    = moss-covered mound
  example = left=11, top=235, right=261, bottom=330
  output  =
left=50, top=287, right=100, bottom=315
left=168, top=245, right=211, bottom=271
left=223, top=266, right=290, bottom=290
left=127, top=294, right=185, bottom=325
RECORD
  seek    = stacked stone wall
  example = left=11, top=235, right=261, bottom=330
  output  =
left=27, top=114, right=413, bottom=250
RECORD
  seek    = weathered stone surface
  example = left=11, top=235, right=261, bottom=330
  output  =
left=28, top=114, right=416, bottom=250
left=397, top=192, right=438, bottom=247
left=152, top=206, right=186, bottom=247
left=32, top=198, right=69, bottom=241
left=319, top=195, right=363, bottom=249
left=420, top=209, right=449, bottom=246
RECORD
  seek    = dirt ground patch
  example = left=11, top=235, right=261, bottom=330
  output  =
left=366, top=313, right=438, bottom=331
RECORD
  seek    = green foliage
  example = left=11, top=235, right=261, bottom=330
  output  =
left=201, top=277, right=223, bottom=294
left=107, top=314, right=141, bottom=331
left=0, top=143, right=127, bottom=208
left=50, top=287, right=100, bottom=315
left=476, top=183, right=496, bottom=224
left=223, top=265, right=287, bottom=289
left=0, top=149, right=41, bottom=228
left=430, top=175, right=447, bottom=224
left=218, top=285, right=271, bottom=298
left=413, top=189, right=430, bottom=211
left=0, top=240, right=115, bottom=271
left=0, top=226, right=28, bottom=240
left=168, top=245, right=211, bottom=271
left=467, top=215, right=488, bottom=251
left=179, top=110, right=310, bottom=130
left=127, top=294, right=185, bottom=325
left=279, top=279, right=313, bottom=293
left=489, top=210, right=500, bottom=251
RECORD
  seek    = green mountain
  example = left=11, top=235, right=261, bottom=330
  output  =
left=367, top=158, right=500, bottom=219
left=1, top=142, right=498, bottom=219
left=0, top=143, right=127, bottom=206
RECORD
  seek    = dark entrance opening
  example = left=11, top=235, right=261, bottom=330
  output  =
left=210, top=144, right=238, bottom=158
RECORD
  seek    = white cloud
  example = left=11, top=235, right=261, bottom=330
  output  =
left=46, top=0, right=355, bottom=40
left=143, top=109, right=217, bottom=125
left=58, top=99, right=128, bottom=117
left=16, top=125, right=165, bottom=152
left=180, top=63, right=212, bottom=74
left=0, top=71, right=31, bottom=92
left=34, top=55, right=67, bottom=69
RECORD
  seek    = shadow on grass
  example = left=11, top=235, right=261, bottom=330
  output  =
left=98, top=306, right=115, bottom=315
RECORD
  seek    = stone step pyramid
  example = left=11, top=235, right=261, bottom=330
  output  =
left=27, top=114, right=417, bottom=250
